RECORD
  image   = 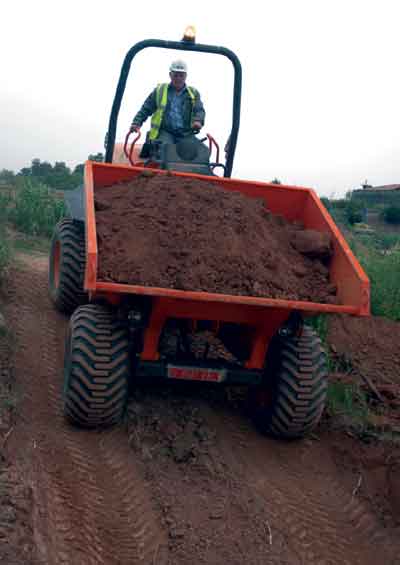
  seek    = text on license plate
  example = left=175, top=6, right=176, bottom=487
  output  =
left=167, top=365, right=226, bottom=383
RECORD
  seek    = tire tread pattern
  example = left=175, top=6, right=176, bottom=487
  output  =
left=261, top=326, right=328, bottom=439
left=49, top=219, right=87, bottom=314
left=64, top=304, right=130, bottom=428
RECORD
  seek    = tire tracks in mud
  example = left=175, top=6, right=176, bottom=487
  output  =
left=129, top=385, right=400, bottom=565
left=210, top=406, right=399, bottom=565
left=4, top=253, right=400, bottom=565
left=6, top=254, right=166, bottom=565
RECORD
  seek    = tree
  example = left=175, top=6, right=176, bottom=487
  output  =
left=320, top=197, right=331, bottom=210
left=54, top=161, right=71, bottom=175
left=345, top=200, right=364, bottom=225
left=31, top=159, right=53, bottom=177
left=19, top=167, right=32, bottom=177
left=383, top=206, right=400, bottom=225
left=88, top=152, right=104, bottom=163
left=73, top=163, right=84, bottom=175
left=0, top=169, right=15, bottom=184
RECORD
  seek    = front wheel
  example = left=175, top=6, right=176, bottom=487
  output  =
left=252, top=326, right=328, bottom=439
left=63, top=304, right=130, bottom=428
left=48, top=218, right=87, bottom=314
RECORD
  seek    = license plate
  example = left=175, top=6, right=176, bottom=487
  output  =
left=167, top=365, right=226, bottom=383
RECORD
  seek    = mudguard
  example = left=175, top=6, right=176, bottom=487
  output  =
left=64, top=185, right=85, bottom=223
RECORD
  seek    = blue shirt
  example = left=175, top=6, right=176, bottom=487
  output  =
left=166, top=88, right=185, bottom=132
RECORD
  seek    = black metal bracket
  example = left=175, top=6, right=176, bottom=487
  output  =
left=278, top=311, right=304, bottom=338
left=104, top=38, right=242, bottom=178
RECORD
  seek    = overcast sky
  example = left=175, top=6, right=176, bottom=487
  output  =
left=1, top=0, right=399, bottom=196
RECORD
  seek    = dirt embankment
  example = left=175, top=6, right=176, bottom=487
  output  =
left=327, top=314, right=400, bottom=426
left=95, top=174, right=336, bottom=303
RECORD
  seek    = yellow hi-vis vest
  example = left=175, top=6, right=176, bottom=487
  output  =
left=149, top=83, right=196, bottom=140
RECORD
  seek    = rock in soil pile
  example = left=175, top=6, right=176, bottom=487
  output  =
left=95, top=173, right=337, bottom=303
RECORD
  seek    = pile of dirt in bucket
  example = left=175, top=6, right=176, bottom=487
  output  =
left=95, top=173, right=336, bottom=303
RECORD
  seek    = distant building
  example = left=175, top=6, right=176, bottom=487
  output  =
left=359, top=184, right=400, bottom=192
left=352, top=182, right=400, bottom=207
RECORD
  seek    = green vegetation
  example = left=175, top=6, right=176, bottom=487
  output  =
left=1, top=153, right=103, bottom=192
left=12, top=234, right=51, bottom=254
left=327, top=381, right=370, bottom=427
left=7, top=179, right=65, bottom=238
left=307, top=316, right=373, bottom=434
left=0, top=192, right=11, bottom=279
left=345, top=200, right=364, bottom=225
left=358, top=245, right=400, bottom=321
left=0, top=153, right=103, bottom=262
left=0, top=228, right=11, bottom=279
left=382, top=205, right=400, bottom=225
left=322, top=193, right=400, bottom=322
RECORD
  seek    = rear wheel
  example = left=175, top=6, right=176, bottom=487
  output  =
left=252, top=326, right=328, bottom=439
left=49, top=218, right=87, bottom=314
left=63, top=304, right=130, bottom=428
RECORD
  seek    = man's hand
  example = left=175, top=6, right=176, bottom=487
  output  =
left=192, top=121, right=202, bottom=132
left=130, top=124, right=140, bottom=133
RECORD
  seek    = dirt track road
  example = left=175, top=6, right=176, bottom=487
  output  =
left=2, top=254, right=399, bottom=564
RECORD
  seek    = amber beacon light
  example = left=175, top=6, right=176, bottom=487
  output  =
left=182, top=25, right=196, bottom=42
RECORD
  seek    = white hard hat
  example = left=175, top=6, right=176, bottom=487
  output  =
left=170, top=59, right=187, bottom=73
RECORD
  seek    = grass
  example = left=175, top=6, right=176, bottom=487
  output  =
left=327, top=381, right=370, bottom=424
left=0, top=177, right=62, bottom=272
left=324, top=378, right=400, bottom=441
left=0, top=190, right=11, bottom=278
left=349, top=233, right=400, bottom=321
left=7, top=179, right=65, bottom=238
left=0, top=231, right=11, bottom=277
left=0, top=328, right=18, bottom=427
left=308, top=316, right=388, bottom=438
left=12, top=233, right=50, bottom=254
left=308, top=315, right=329, bottom=342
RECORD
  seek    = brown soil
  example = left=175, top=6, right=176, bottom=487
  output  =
left=0, top=254, right=399, bottom=564
left=127, top=386, right=400, bottom=564
left=327, top=314, right=400, bottom=424
left=1, top=256, right=166, bottom=565
left=0, top=321, right=37, bottom=564
left=95, top=174, right=337, bottom=303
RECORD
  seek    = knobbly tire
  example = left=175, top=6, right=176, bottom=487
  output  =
left=63, top=304, right=130, bottom=428
left=252, top=325, right=328, bottom=439
left=49, top=218, right=87, bottom=314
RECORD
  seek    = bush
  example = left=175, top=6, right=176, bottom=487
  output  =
left=0, top=190, right=12, bottom=223
left=0, top=229, right=11, bottom=280
left=331, top=198, right=347, bottom=209
left=375, top=233, right=400, bottom=251
left=383, top=205, right=400, bottom=225
left=320, top=197, right=331, bottom=210
left=351, top=236, right=400, bottom=321
left=345, top=200, right=364, bottom=225
left=8, top=179, right=65, bottom=237
left=362, top=249, right=400, bottom=321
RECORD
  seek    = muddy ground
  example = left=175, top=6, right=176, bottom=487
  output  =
left=0, top=254, right=399, bottom=564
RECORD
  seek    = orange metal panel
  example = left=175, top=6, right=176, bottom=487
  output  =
left=84, top=161, right=370, bottom=317
left=94, top=281, right=359, bottom=315
left=301, top=192, right=370, bottom=315
left=244, top=310, right=289, bottom=369
left=83, top=163, right=97, bottom=290
left=140, top=297, right=289, bottom=369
